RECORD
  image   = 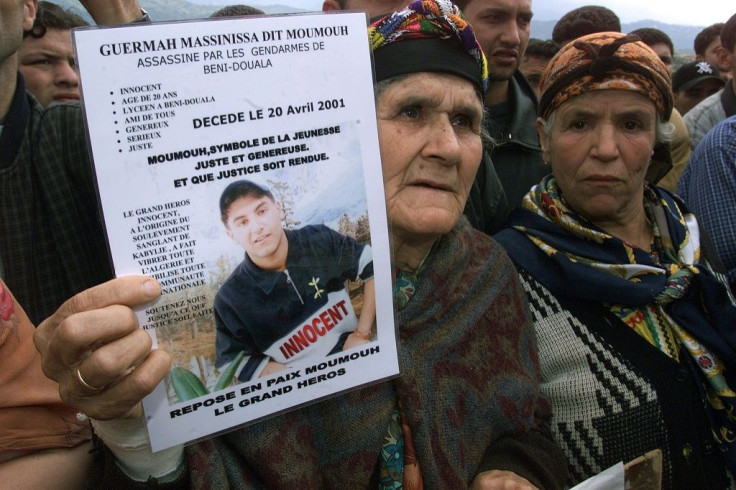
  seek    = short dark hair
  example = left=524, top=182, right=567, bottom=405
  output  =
left=220, top=180, right=274, bottom=225
left=721, top=14, right=736, bottom=52
left=24, top=1, right=88, bottom=39
left=694, top=23, right=723, bottom=56
left=551, top=5, right=621, bottom=45
left=210, top=5, right=265, bottom=18
left=629, top=27, right=673, bottom=55
left=524, top=38, right=561, bottom=60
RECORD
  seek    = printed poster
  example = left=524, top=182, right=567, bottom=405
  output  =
left=73, top=11, right=398, bottom=451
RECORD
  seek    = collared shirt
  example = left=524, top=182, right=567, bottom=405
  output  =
left=214, top=224, right=373, bottom=381
left=485, top=71, right=549, bottom=212
left=678, top=115, right=736, bottom=289
left=0, top=74, right=112, bottom=324
left=684, top=81, right=736, bottom=150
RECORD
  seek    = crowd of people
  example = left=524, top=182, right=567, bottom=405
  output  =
left=2, top=0, right=736, bottom=488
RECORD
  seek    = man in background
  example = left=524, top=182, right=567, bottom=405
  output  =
left=1, top=0, right=144, bottom=324
left=519, top=38, right=559, bottom=98
left=685, top=13, right=736, bottom=149
left=694, top=23, right=729, bottom=80
left=454, top=0, right=547, bottom=216
left=210, top=4, right=264, bottom=17
left=678, top=115, right=736, bottom=292
left=629, top=27, right=673, bottom=74
left=551, top=5, right=620, bottom=47
left=18, top=1, right=87, bottom=107
left=673, top=61, right=725, bottom=116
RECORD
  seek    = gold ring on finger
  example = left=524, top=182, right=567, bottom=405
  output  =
left=76, top=367, right=105, bottom=392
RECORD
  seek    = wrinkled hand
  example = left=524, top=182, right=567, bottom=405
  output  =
left=33, top=276, right=171, bottom=420
left=79, top=0, right=144, bottom=25
left=470, top=470, right=539, bottom=490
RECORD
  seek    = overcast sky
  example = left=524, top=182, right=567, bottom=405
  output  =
left=236, top=1, right=733, bottom=28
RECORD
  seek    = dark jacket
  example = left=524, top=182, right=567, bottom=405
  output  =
left=485, top=71, right=549, bottom=215
left=464, top=149, right=509, bottom=235
left=0, top=75, right=113, bottom=323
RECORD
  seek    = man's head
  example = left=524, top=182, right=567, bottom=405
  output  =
left=694, top=23, right=723, bottom=68
left=672, top=61, right=725, bottom=115
left=1, top=0, right=36, bottom=67
left=220, top=180, right=287, bottom=268
left=321, top=0, right=411, bottom=19
left=520, top=38, right=559, bottom=96
left=717, top=13, right=736, bottom=82
left=551, top=5, right=620, bottom=47
left=210, top=5, right=264, bottom=18
left=18, top=1, right=87, bottom=106
left=629, top=27, right=673, bottom=74
left=454, top=0, right=533, bottom=89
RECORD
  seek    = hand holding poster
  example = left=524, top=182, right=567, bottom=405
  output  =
left=73, top=11, right=398, bottom=451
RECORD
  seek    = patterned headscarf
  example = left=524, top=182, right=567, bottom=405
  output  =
left=539, top=32, right=673, bottom=121
left=368, top=0, right=489, bottom=98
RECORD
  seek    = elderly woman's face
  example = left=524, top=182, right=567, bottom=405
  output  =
left=538, top=90, right=657, bottom=225
left=377, top=72, right=483, bottom=239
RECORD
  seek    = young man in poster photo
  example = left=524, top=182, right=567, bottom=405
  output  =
left=214, top=180, right=375, bottom=382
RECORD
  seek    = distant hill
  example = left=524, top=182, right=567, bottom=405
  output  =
left=54, top=0, right=699, bottom=53
left=532, top=19, right=700, bottom=54
left=49, top=0, right=304, bottom=22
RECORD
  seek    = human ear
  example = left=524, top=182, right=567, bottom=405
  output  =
left=321, top=0, right=342, bottom=12
left=23, top=0, right=38, bottom=32
left=716, top=46, right=733, bottom=75
left=536, top=117, right=551, bottom=165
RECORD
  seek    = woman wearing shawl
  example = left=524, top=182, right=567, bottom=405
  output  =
left=32, top=1, right=567, bottom=488
left=495, top=32, right=736, bottom=488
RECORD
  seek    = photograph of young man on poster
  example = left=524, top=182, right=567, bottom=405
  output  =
left=214, top=180, right=376, bottom=382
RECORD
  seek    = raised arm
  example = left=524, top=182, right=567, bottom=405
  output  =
left=79, top=0, right=146, bottom=25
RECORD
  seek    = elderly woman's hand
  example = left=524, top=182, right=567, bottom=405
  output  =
left=33, top=276, right=171, bottom=420
left=470, top=470, right=539, bottom=490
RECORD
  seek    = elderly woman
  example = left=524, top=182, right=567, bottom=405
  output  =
left=33, top=1, right=566, bottom=488
left=495, top=32, right=736, bottom=488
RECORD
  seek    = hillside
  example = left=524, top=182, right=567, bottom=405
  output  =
left=54, top=0, right=701, bottom=53
left=532, top=19, right=702, bottom=54
left=50, top=0, right=304, bottom=22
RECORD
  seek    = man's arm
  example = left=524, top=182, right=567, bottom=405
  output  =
left=214, top=292, right=281, bottom=381
left=343, top=278, right=375, bottom=350
left=79, top=0, right=146, bottom=25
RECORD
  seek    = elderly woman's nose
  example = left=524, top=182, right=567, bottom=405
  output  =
left=423, top=116, right=462, bottom=163
left=591, top=124, right=620, bottom=161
